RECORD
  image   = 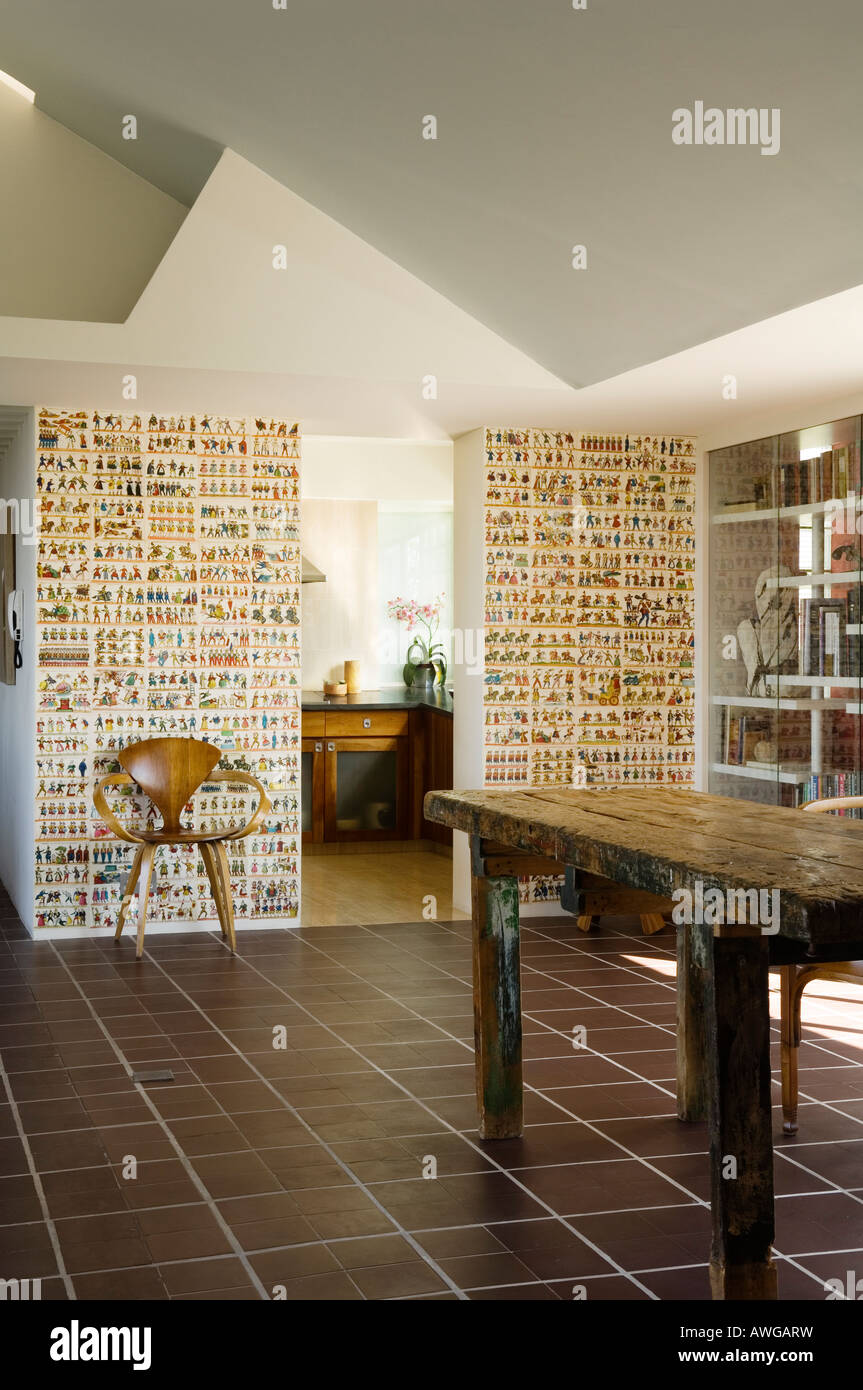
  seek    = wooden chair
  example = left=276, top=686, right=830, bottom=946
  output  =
left=780, top=795, right=863, bottom=1133
left=93, top=736, right=271, bottom=959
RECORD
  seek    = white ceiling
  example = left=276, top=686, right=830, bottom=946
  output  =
left=2, top=145, right=863, bottom=443
left=2, top=0, right=863, bottom=387
left=0, top=81, right=184, bottom=321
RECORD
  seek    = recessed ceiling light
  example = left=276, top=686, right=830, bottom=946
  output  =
left=0, top=69, right=35, bottom=102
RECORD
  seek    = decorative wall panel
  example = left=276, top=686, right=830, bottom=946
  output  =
left=483, top=427, right=696, bottom=902
left=34, top=408, right=301, bottom=931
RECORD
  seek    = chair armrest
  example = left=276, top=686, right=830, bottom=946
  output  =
left=92, top=773, right=140, bottom=843
left=203, top=769, right=272, bottom=840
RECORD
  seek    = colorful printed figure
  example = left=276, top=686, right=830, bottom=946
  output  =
left=483, top=427, right=696, bottom=901
left=33, top=409, right=302, bottom=931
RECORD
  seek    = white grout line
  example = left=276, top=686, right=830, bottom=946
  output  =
left=144, top=932, right=663, bottom=1301
left=0, top=1051, right=76, bottom=1299
left=45, top=942, right=274, bottom=1303
left=353, top=917, right=849, bottom=1284
left=122, top=949, right=473, bottom=1302
left=235, top=932, right=682, bottom=1298
left=4, top=917, right=863, bottom=1300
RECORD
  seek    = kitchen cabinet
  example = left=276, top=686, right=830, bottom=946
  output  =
left=301, top=700, right=452, bottom=848
left=324, top=735, right=409, bottom=841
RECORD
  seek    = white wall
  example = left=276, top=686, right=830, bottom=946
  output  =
left=302, top=436, right=453, bottom=503
left=377, top=507, right=453, bottom=686
left=302, top=436, right=455, bottom=690
left=301, top=498, right=379, bottom=691
left=0, top=411, right=36, bottom=928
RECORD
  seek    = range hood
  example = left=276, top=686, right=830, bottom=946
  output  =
left=301, top=553, right=326, bottom=585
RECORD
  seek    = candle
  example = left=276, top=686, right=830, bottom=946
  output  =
left=344, top=659, right=361, bottom=694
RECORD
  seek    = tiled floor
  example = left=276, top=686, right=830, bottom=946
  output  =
left=2, top=889, right=863, bottom=1301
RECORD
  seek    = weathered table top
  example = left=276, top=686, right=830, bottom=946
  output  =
left=423, top=786, right=863, bottom=943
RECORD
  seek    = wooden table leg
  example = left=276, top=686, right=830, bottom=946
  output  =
left=470, top=868, right=523, bottom=1139
left=677, top=921, right=710, bottom=1121
left=705, top=931, right=777, bottom=1300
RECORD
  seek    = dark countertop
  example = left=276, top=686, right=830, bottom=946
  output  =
left=301, top=687, right=453, bottom=716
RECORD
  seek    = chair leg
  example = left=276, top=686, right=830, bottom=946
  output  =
left=135, top=845, right=156, bottom=961
left=779, top=965, right=801, bottom=1135
left=214, top=843, right=237, bottom=954
left=640, top=913, right=668, bottom=936
left=199, top=843, right=228, bottom=939
left=576, top=915, right=596, bottom=932
left=115, top=845, right=144, bottom=941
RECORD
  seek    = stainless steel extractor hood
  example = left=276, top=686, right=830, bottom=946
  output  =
left=301, top=553, right=326, bottom=584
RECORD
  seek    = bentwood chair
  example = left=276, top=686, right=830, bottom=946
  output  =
left=93, top=736, right=271, bottom=958
left=780, top=795, right=863, bottom=1133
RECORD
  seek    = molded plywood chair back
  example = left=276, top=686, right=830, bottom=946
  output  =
left=93, top=736, right=271, bottom=959
left=118, top=736, right=221, bottom=835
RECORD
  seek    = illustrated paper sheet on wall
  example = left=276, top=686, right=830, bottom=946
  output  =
left=484, top=427, right=696, bottom=902
left=35, top=408, right=301, bottom=930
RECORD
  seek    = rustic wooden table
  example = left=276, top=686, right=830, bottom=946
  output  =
left=423, top=786, right=863, bottom=1301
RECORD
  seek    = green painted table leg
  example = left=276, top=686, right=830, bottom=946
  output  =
left=470, top=871, right=523, bottom=1139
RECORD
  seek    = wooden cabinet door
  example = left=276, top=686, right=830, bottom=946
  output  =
left=323, top=736, right=409, bottom=842
left=301, top=737, right=325, bottom=844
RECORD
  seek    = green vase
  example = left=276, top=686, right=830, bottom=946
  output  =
left=404, top=660, right=435, bottom=689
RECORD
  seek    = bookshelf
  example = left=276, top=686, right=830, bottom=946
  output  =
left=709, top=415, right=863, bottom=812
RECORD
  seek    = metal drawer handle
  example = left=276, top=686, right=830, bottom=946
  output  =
left=328, top=742, right=335, bottom=751
left=315, top=742, right=322, bottom=752
left=363, top=718, right=371, bottom=729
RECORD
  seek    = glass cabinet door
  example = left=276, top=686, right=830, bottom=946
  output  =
left=708, top=416, right=863, bottom=814
left=708, top=433, right=780, bottom=805
left=776, top=416, right=862, bottom=812
left=324, top=737, right=407, bottom=841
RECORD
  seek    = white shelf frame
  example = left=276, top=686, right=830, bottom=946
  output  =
left=710, top=694, right=848, bottom=710
left=711, top=762, right=814, bottom=785
left=763, top=571, right=857, bottom=589
left=712, top=497, right=854, bottom=525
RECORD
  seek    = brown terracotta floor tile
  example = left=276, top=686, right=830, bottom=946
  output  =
left=265, top=1270, right=362, bottom=1300
left=349, top=1259, right=448, bottom=1298
left=414, top=1225, right=505, bottom=1259
left=436, top=1251, right=537, bottom=1288
left=3, top=911, right=863, bottom=1303
left=0, top=1136, right=28, bottom=1177
left=546, top=1274, right=652, bottom=1300
left=157, top=1256, right=256, bottom=1295
left=328, top=1233, right=416, bottom=1269
left=250, top=1242, right=341, bottom=1283
left=467, top=1281, right=558, bottom=1300
left=0, top=1221, right=59, bottom=1278
left=144, top=1225, right=233, bottom=1262
left=73, top=1267, right=170, bottom=1300
left=40, top=1166, right=129, bottom=1220
left=0, top=1174, right=43, bottom=1223
left=61, top=1236, right=152, bottom=1275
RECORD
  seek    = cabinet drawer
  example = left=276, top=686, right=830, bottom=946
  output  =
left=324, top=711, right=408, bottom=737
left=302, top=712, right=326, bottom=736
